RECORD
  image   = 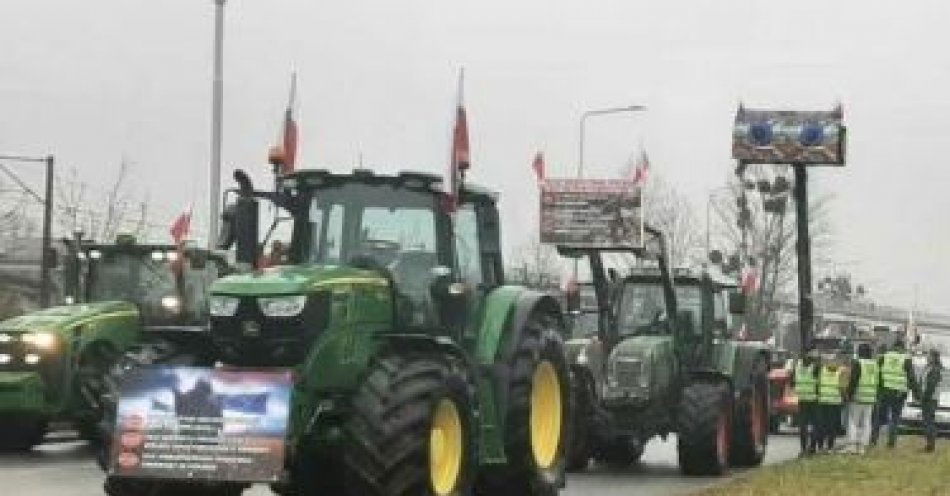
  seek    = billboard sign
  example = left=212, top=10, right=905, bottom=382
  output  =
left=109, top=366, right=293, bottom=483
left=732, top=107, right=846, bottom=165
left=540, top=178, right=643, bottom=250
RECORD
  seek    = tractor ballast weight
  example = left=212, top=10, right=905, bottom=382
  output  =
left=101, top=168, right=572, bottom=496
left=558, top=230, right=771, bottom=476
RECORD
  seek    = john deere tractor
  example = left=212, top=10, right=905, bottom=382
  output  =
left=0, top=237, right=227, bottom=450
left=561, top=229, right=771, bottom=475
left=101, top=168, right=572, bottom=496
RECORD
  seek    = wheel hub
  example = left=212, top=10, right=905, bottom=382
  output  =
left=530, top=360, right=562, bottom=469
left=430, top=398, right=463, bottom=495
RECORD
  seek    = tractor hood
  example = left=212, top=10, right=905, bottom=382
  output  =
left=211, top=264, right=389, bottom=296
left=0, top=301, right=138, bottom=335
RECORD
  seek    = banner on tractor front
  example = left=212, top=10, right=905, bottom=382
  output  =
left=539, top=178, right=643, bottom=249
left=732, top=107, right=846, bottom=165
left=109, top=366, right=292, bottom=483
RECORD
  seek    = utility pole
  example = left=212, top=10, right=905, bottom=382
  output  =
left=793, top=164, right=813, bottom=355
left=0, top=154, right=55, bottom=307
left=208, top=0, right=227, bottom=249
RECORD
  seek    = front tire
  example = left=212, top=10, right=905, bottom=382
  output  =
left=731, top=359, right=769, bottom=467
left=0, top=414, right=46, bottom=451
left=476, top=311, right=570, bottom=496
left=678, top=382, right=732, bottom=476
left=344, top=354, right=476, bottom=496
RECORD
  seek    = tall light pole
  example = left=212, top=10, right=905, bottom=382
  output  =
left=573, top=104, right=647, bottom=279
left=208, top=0, right=227, bottom=249
left=577, top=105, right=648, bottom=179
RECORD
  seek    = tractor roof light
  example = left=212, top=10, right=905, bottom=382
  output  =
left=151, top=251, right=166, bottom=261
left=88, top=250, right=102, bottom=260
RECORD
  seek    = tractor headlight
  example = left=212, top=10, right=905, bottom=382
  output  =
left=209, top=295, right=240, bottom=317
left=21, top=332, right=57, bottom=350
left=0, top=333, right=12, bottom=343
left=576, top=348, right=589, bottom=366
left=24, top=353, right=41, bottom=365
left=259, top=295, right=307, bottom=318
left=0, top=354, right=10, bottom=365
left=161, top=295, right=182, bottom=313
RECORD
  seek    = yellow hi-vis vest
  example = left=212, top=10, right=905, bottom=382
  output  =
left=794, top=361, right=818, bottom=402
left=818, top=365, right=843, bottom=405
left=856, top=359, right=879, bottom=404
left=881, top=351, right=909, bottom=392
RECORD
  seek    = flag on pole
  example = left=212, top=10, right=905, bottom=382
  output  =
left=445, top=69, right=469, bottom=212
left=531, top=151, right=545, bottom=182
left=280, top=73, right=299, bottom=174
left=169, top=209, right=192, bottom=244
left=632, top=149, right=650, bottom=186
left=741, top=265, right=760, bottom=295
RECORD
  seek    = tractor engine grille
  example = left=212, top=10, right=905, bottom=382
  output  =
left=613, top=358, right=643, bottom=389
left=210, top=292, right=331, bottom=367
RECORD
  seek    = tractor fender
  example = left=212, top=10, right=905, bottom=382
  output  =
left=687, top=368, right=734, bottom=394
left=378, top=333, right=476, bottom=374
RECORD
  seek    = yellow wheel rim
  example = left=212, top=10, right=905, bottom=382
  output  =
left=430, top=398, right=463, bottom=495
left=530, top=360, right=562, bottom=469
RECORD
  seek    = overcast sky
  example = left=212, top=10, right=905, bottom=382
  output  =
left=2, top=0, right=949, bottom=312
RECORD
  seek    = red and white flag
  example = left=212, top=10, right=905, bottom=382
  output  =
left=445, top=69, right=469, bottom=212
left=531, top=151, right=545, bottom=182
left=280, top=73, right=299, bottom=174
left=741, top=265, right=760, bottom=294
left=169, top=209, right=192, bottom=245
left=632, top=150, right=650, bottom=186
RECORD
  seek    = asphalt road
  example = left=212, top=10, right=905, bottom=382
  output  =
left=1, top=432, right=799, bottom=496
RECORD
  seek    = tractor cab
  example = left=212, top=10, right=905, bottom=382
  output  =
left=64, top=236, right=229, bottom=328
left=212, top=169, right=504, bottom=366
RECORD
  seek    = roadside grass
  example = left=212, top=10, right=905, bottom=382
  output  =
left=698, top=438, right=950, bottom=496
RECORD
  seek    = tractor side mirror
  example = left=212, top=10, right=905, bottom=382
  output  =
left=729, top=293, right=747, bottom=315
left=708, top=250, right=724, bottom=265
left=430, top=266, right=468, bottom=329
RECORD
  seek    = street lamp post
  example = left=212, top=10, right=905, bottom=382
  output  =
left=208, top=0, right=227, bottom=249
left=573, top=105, right=647, bottom=279
left=577, top=105, right=648, bottom=179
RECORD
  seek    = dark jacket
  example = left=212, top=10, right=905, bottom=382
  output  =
left=920, top=364, right=943, bottom=404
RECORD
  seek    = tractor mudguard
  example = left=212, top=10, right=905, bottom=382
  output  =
left=472, top=286, right=565, bottom=462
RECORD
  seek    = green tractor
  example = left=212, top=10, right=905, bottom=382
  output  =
left=0, top=237, right=227, bottom=450
left=102, top=168, right=572, bottom=496
left=561, top=230, right=771, bottom=475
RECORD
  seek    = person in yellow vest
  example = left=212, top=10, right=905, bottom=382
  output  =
left=792, top=350, right=821, bottom=456
left=871, top=338, right=920, bottom=448
left=844, top=343, right=879, bottom=454
left=816, top=354, right=846, bottom=452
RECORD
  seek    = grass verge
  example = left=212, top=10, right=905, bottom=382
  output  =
left=697, top=438, right=950, bottom=496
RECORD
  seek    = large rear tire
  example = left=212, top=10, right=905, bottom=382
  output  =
left=731, top=358, right=769, bottom=467
left=677, top=382, right=732, bottom=476
left=343, top=354, right=476, bottom=496
left=476, top=311, right=570, bottom=496
left=99, top=342, right=243, bottom=496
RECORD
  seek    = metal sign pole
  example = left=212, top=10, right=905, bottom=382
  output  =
left=793, top=163, right=813, bottom=355
left=40, top=155, right=54, bottom=307
left=208, top=0, right=226, bottom=249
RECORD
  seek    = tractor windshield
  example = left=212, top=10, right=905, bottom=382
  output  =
left=85, top=249, right=220, bottom=326
left=618, top=282, right=701, bottom=336
left=303, top=183, right=442, bottom=326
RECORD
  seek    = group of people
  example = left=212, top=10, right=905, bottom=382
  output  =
left=792, top=338, right=943, bottom=455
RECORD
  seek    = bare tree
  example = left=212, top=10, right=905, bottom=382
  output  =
left=508, top=235, right=562, bottom=290
left=56, top=159, right=155, bottom=242
left=618, top=155, right=705, bottom=269
left=709, top=164, right=834, bottom=338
